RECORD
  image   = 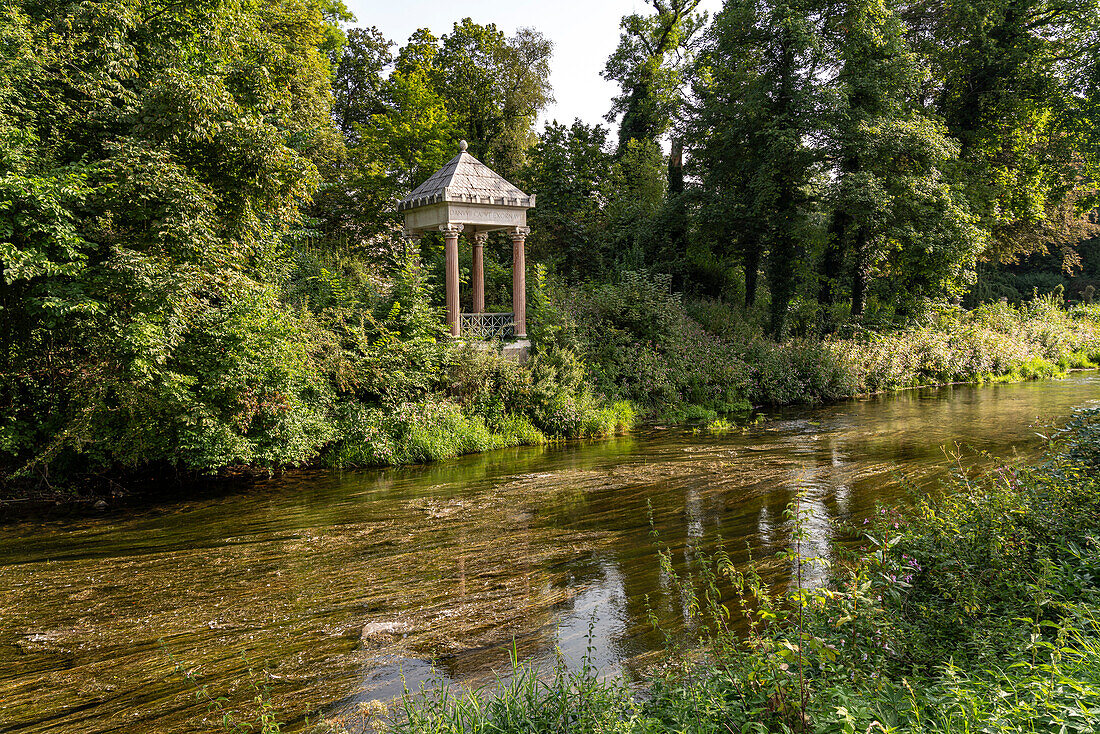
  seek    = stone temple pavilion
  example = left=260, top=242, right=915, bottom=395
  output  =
left=397, top=141, right=534, bottom=342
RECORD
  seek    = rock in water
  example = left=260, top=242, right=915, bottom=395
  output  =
left=361, top=621, right=408, bottom=641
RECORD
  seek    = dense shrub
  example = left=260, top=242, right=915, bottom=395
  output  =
left=556, top=273, right=1100, bottom=414
left=1, top=247, right=636, bottom=485
left=0, top=0, right=344, bottom=484
left=2, top=279, right=340, bottom=476
left=304, top=255, right=635, bottom=470
left=558, top=273, right=752, bottom=419
left=833, top=298, right=1100, bottom=395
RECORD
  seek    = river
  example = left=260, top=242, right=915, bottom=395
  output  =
left=2, top=374, right=1100, bottom=732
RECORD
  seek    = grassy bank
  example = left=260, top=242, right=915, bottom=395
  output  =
left=5, top=263, right=1096, bottom=497
left=0, top=251, right=636, bottom=497
left=555, top=273, right=1100, bottom=421
left=375, top=408, right=1100, bottom=734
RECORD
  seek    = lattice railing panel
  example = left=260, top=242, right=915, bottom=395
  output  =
left=460, top=312, right=515, bottom=340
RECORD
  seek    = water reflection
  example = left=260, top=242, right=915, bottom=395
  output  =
left=2, top=376, right=1099, bottom=732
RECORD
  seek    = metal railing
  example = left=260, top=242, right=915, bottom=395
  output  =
left=460, top=312, right=515, bottom=340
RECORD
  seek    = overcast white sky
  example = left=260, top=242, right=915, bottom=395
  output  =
left=343, top=0, right=723, bottom=130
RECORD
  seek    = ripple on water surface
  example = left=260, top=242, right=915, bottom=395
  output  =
left=2, top=375, right=1100, bottom=732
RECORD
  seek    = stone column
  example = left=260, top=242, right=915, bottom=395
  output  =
left=510, top=227, right=530, bottom=339
left=440, top=223, right=463, bottom=337
left=472, top=231, right=487, bottom=314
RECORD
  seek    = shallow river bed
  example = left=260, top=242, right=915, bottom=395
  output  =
left=3, top=375, right=1100, bottom=732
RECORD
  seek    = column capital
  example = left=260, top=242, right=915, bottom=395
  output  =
left=472, top=231, right=489, bottom=245
left=439, top=223, right=464, bottom=236
left=510, top=226, right=531, bottom=240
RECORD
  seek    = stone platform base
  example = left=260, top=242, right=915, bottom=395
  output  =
left=501, top=339, right=531, bottom=363
left=453, top=338, right=531, bottom=363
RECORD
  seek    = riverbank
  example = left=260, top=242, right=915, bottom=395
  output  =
left=0, top=248, right=636, bottom=504
left=4, top=269, right=1098, bottom=506
left=558, top=274, right=1100, bottom=422
left=374, top=406, right=1100, bottom=734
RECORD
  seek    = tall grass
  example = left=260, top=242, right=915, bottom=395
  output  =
left=323, top=343, right=637, bottom=469
left=392, top=642, right=638, bottom=734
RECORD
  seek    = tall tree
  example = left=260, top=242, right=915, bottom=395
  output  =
left=1, top=0, right=345, bottom=475
left=693, top=0, right=827, bottom=337
left=313, top=28, right=456, bottom=249
left=604, top=0, right=707, bottom=151
left=824, top=0, right=983, bottom=319
left=521, top=121, right=615, bottom=279
left=606, top=138, right=669, bottom=272
left=330, top=27, right=391, bottom=144
left=605, top=0, right=707, bottom=267
left=433, top=19, right=553, bottom=177
left=915, top=0, right=1100, bottom=265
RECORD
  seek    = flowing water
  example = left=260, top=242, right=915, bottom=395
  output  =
left=3, top=375, right=1100, bottom=733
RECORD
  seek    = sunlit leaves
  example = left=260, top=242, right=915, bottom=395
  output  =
left=0, top=0, right=345, bottom=474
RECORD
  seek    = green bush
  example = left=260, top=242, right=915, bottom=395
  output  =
left=554, top=273, right=1100, bottom=416
left=3, top=281, right=339, bottom=477
left=557, top=273, right=752, bottom=416
left=329, top=400, right=543, bottom=468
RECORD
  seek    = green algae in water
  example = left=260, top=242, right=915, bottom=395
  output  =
left=2, top=375, right=1100, bottom=732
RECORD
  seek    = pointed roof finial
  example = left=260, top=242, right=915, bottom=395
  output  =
left=458, top=139, right=468, bottom=153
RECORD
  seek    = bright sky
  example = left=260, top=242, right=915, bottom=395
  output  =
left=344, top=0, right=724, bottom=131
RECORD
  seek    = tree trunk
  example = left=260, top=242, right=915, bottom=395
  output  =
left=820, top=212, right=848, bottom=306
left=666, top=138, right=689, bottom=281
left=767, top=30, right=797, bottom=342
left=850, top=232, right=870, bottom=319
left=818, top=210, right=850, bottom=334
left=744, top=245, right=761, bottom=309
left=667, top=139, right=684, bottom=195
left=851, top=267, right=867, bottom=318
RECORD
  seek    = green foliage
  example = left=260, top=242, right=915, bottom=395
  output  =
left=313, top=17, right=552, bottom=250
left=606, top=139, right=670, bottom=272
left=824, top=0, right=985, bottom=318
left=560, top=273, right=751, bottom=418
left=434, top=20, right=553, bottom=177
left=331, top=27, right=392, bottom=141
left=926, top=0, right=1100, bottom=264
left=520, top=121, right=614, bottom=278
left=292, top=253, right=633, bottom=471
left=557, top=272, right=1100, bottom=415
left=692, top=0, right=828, bottom=338
left=603, top=0, right=708, bottom=150
left=0, top=0, right=344, bottom=479
left=314, top=27, right=456, bottom=248
left=394, top=646, right=641, bottom=734
left=681, top=0, right=1100, bottom=332
left=4, top=0, right=1099, bottom=489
